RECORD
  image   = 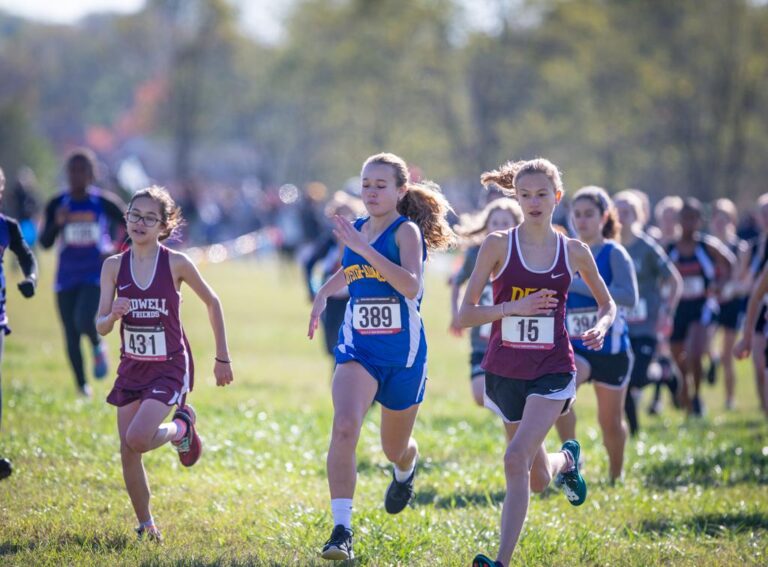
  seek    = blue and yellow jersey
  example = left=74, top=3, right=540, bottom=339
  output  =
left=566, top=241, right=630, bottom=355
left=336, top=216, right=427, bottom=368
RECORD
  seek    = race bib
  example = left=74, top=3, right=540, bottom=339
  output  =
left=352, top=297, right=402, bottom=335
left=63, top=222, right=100, bottom=247
left=501, top=315, right=555, bottom=350
left=681, top=275, right=705, bottom=299
left=566, top=309, right=598, bottom=338
left=623, top=298, right=648, bottom=323
left=123, top=324, right=167, bottom=361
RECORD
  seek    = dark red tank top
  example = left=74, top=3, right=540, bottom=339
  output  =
left=116, top=246, right=192, bottom=388
left=481, top=227, right=576, bottom=380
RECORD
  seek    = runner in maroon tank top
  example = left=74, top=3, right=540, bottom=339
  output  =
left=457, top=159, right=616, bottom=567
left=96, top=186, right=234, bottom=541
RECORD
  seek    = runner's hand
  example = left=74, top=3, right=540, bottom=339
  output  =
left=308, top=293, right=327, bottom=340
left=110, top=297, right=132, bottom=320
left=733, top=336, right=751, bottom=360
left=508, top=289, right=558, bottom=316
left=581, top=326, right=606, bottom=351
left=214, top=360, right=234, bottom=386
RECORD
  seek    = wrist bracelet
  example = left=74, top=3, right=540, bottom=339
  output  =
left=215, top=357, right=231, bottom=364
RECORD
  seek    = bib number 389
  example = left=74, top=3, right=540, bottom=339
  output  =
left=123, top=324, right=168, bottom=361
left=353, top=297, right=402, bottom=335
left=502, top=316, right=555, bottom=350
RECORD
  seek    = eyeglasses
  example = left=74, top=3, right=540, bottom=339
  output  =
left=125, top=211, right=161, bottom=227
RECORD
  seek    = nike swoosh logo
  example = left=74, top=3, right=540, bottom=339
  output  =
left=152, top=389, right=166, bottom=395
left=119, top=284, right=131, bottom=291
left=551, top=273, right=565, bottom=279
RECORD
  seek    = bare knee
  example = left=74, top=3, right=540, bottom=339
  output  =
left=599, top=414, right=626, bottom=440
left=382, top=440, right=410, bottom=464
left=125, top=429, right=152, bottom=454
left=331, top=414, right=362, bottom=448
left=504, top=445, right=532, bottom=480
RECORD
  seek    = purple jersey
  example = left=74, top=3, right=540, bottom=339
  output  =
left=114, top=246, right=194, bottom=394
left=482, top=227, right=576, bottom=380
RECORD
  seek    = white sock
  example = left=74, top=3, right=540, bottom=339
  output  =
left=331, top=498, right=353, bottom=530
left=394, top=457, right=416, bottom=482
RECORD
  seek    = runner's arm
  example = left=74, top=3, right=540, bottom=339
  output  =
left=567, top=239, right=616, bottom=349
left=95, top=256, right=124, bottom=335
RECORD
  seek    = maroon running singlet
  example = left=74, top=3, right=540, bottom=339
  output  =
left=106, top=246, right=194, bottom=407
left=482, top=228, right=576, bottom=380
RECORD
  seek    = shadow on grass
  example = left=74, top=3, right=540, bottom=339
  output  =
left=641, top=445, right=768, bottom=488
left=638, top=512, right=768, bottom=537
left=0, top=532, right=133, bottom=556
left=413, top=486, right=506, bottom=509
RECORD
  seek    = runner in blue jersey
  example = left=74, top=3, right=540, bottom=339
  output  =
left=39, top=149, right=126, bottom=396
left=308, top=153, right=455, bottom=561
left=0, top=167, right=38, bottom=480
left=556, top=186, right=638, bottom=483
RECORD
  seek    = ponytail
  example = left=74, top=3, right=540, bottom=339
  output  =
left=397, top=180, right=457, bottom=251
left=481, top=158, right=564, bottom=198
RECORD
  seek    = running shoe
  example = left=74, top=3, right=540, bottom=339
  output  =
left=691, top=396, right=705, bottom=417
left=321, top=524, right=353, bottom=560
left=384, top=462, right=416, bottom=514
left=472, top=553, right=503, bottom=567
left=0, top=458, right=12, bottom=480
left=78, top=383, right=93, bottom=398
left=93, top=342, right=109, bottom=380
left=171, top=405, right=202, bottom=467
left=554, top=440, right=587, bottom=506
left=706, top=358, right=718, bottom=385
left=136, top=523, right=163, bottom=542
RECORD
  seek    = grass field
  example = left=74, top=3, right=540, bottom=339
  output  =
left=1, top=251, right=767, bottom=566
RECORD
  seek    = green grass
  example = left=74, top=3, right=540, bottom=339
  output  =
left=1, top=251, right=767, bottom=566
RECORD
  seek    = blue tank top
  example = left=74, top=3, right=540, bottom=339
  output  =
left=566, top=241, right=629, bottom=355
left=336, top=216, right=427, bottom=367
left=56, top=188, right=113, bottom=291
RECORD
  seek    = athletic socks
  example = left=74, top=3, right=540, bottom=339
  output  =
left=561, top=449, right=575, bottom=472
left=171, top=418, right=188, bottom=442
left=140, top=518, right=155, bottom=529
left=331, top=498, right=353, bottom=530
left=394, top=459, right=416, bottom=482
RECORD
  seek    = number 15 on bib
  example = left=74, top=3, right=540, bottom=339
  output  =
left=501, top=315, right=555, bottom=350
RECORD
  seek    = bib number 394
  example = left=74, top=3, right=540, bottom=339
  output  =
left=353, top=297, right=402, bottom=335
left=123, top=324, right=168, bottom=361
left=502, top=316, right=555, bottom=350
left=566, top=310, right=598, bottom=338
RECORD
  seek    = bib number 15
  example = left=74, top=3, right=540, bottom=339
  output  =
left=501, top=316, right=555, bottom=350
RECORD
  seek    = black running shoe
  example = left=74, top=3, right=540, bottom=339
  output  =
left=691, top=396, right=705, bottom=417
left=384, top=463, right=416, bottom=514
left=321, top=524, right=353, bottom=561
left=706, top=359, right=718, bottom=385
left=472, top=553, right=503, bottom=567
left=0, top=457, right=12, bottom=480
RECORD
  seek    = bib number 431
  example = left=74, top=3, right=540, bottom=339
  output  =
left=123, top=324, right=168, bottom=361
left=502, top=316, right=555, bottom=350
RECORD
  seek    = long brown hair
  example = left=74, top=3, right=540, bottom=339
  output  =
left=128, top=185, right=184, bottom=242
left=362, top=153, right=456, bottom=251
left=572, top=185, right=621, bottom=240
